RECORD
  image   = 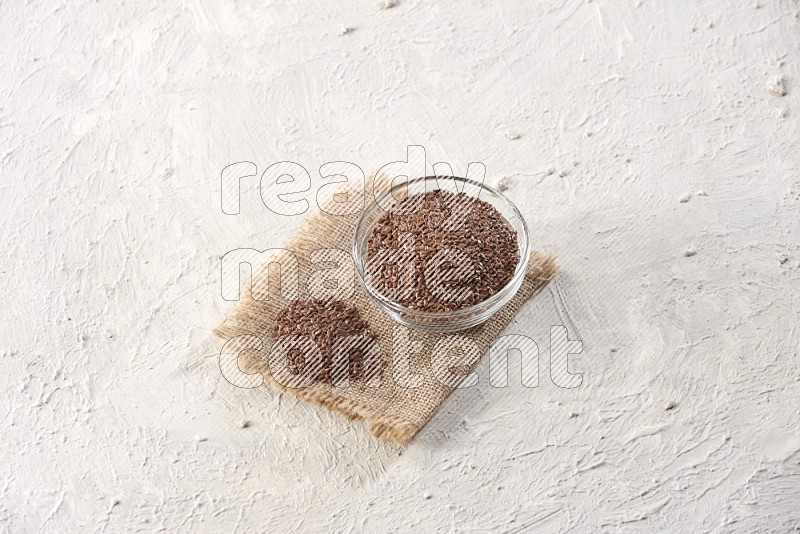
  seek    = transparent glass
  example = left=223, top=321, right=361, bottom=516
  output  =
left=353, top=176, right=530, bottom=332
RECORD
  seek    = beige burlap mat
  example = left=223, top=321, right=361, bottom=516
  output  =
left=213, top=178, right=557, bottom=444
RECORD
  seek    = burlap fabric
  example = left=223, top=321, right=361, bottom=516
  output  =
left=213, top=178, right=557, bottom=444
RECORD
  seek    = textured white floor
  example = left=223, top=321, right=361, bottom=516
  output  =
left=2, top=0, right=799, bottom=531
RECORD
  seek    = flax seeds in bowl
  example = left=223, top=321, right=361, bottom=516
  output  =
left=365, top=189, right=519, bottom=310
left=354, top=176, right=530, bottom=332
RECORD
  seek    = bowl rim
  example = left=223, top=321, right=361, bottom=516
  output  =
left=352, top=175, right=531, bottom=319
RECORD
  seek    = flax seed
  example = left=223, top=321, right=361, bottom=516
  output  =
left=365, top=189, right=520, bottom=311
left=273, top=300, right=380, bottom=384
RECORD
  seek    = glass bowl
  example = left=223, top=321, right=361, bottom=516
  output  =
left=352, top=176, right=530, bottom=332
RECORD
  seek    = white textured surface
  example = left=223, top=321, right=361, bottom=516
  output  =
left=2, top=0, right=799, bottom=531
